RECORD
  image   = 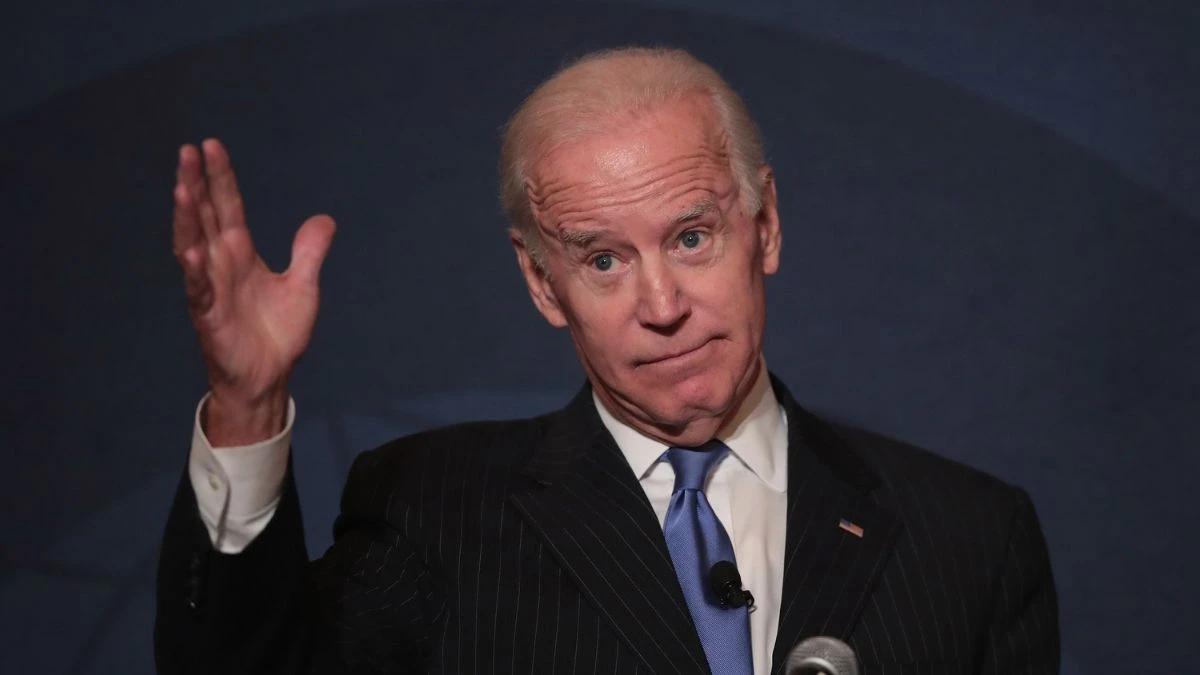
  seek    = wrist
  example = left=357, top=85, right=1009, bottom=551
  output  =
left=203, top=385, right=289, bottom=447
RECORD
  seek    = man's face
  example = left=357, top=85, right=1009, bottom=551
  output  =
left=516, top=94, right=781, bottom=446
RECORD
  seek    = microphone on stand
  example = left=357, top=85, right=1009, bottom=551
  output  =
left=785, top=636, right=859, bottom=675
left=708, top=560, right=754, bottom=609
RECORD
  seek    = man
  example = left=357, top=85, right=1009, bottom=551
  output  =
left=156, top=48, right=1059, bottom=674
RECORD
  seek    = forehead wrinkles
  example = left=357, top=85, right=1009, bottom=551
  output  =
left=528, top=138, right=734, bottom=229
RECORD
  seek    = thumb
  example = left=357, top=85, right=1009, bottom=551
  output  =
left=288, top=214, right=336, bottom=286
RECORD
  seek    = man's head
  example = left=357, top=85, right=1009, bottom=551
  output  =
left=501, top=47, right=782, bottom=446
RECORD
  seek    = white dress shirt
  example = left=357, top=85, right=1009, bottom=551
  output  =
left=189, top=366, right=788, bottom=675
left=593, top=366, right=788, bottom=675
left=189, top=393, right=294, bottom=553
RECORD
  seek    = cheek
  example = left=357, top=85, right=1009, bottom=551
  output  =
left=581, top=319, right=626, bottom=354
left=560, top=292, right=637, bottom=365
left=690, top=263, right=762, bottom=321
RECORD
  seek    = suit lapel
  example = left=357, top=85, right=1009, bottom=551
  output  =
left=769, top=378, right=902, bottom=673
left=510, top=387, right=710, bottom=675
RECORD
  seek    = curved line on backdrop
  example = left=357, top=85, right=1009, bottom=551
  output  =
left=2, top=0, right=1195, bottom=219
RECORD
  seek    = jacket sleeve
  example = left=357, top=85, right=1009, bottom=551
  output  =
left=977, top=488, right=1061, bottom=674
left=155, top=452, right=439, bottom=674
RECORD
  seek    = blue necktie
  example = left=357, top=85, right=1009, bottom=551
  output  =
left=662, top=441, right=754, bottom=675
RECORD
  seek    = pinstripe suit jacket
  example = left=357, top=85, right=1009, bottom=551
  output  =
left=156, top=376, right=1059, bottom=674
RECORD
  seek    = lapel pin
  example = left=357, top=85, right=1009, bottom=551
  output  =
left=838, top=518, right=865, bottom=538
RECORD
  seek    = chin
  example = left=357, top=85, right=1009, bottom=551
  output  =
left=642, top=370, right=737, bottom=426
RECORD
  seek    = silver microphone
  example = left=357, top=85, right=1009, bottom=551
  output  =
left=785, top=636, right=859, bottom=675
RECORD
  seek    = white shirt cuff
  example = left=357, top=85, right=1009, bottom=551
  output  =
left=188, top=393, right=295, bottom=554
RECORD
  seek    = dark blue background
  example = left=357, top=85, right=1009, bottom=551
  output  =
left=2, top=2, right=1197, bottom=673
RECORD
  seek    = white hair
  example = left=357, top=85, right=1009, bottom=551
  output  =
left=499, top=47, right=766, bottom=269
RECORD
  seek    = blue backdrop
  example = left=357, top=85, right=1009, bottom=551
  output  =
left=2, top=2, right=1197, bottom=673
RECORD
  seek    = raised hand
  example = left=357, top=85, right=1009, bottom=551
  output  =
left=173, top=139, right=336, bottom=446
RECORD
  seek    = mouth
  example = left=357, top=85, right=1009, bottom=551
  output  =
left=637, top=338, right=715, bottom=367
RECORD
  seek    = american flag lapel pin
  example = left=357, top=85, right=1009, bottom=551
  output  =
left=838, top=518, right=865, bottom=538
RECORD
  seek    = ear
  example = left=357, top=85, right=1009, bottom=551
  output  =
left=511, top=228, right=569, bottom=328
left=754, top=165, right=782, bottom=275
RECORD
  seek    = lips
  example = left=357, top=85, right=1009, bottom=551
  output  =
left=638, top=338, right=713, bottom=366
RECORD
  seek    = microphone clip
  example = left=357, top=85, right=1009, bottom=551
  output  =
left=709, top=560, right=755, bottom=609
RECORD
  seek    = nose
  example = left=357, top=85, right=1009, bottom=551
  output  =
left=635, top=257, right=690, bottom=331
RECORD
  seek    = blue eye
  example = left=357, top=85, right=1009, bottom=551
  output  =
left=592, top=254, right=614, bottom=271
left=680, top=231, right=703, bottom=249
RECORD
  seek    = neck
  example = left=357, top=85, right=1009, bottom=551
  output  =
left=593, top=358, right=766, bottom=447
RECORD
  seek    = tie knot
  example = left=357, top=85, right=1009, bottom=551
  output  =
left=665, top=440, right=730, bottom=492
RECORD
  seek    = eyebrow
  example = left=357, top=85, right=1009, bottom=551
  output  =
left=672, top=198, right=719, bottom=225
left=555, top=198, right=720, bottom=248
left=556, top=228, right=603, bottom=248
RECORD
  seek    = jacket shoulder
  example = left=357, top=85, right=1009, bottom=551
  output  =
left=337, top=414, right=550, bottom=522
left=830, top=421, right=1020, bottom=500
left=810, top=416, right=1038, bottom=552
left=818, top=419, right=1046, bottom=587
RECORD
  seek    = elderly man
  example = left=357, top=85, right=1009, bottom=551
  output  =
left=156, top=48, right=1059, bottom=674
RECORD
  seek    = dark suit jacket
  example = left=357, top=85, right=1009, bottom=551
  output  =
left=156, top=377, right=1059, bottom=674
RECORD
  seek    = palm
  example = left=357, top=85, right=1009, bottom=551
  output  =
left=199, top=232, right=315, bottom=391
left=174, top=140, right=335, bottom=402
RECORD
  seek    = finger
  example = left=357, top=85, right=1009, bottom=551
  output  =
left=201, top=138, right=246, bottom=232
left=173, top=180, right=202, bottom=255
left=178, top=143, right=220, bottom=242
left=287, top=215, right=337, bottom=287
left=180, top=245, right=215, bottom=315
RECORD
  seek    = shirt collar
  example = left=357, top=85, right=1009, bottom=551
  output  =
left=592, top=361, right=788, bottom=493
